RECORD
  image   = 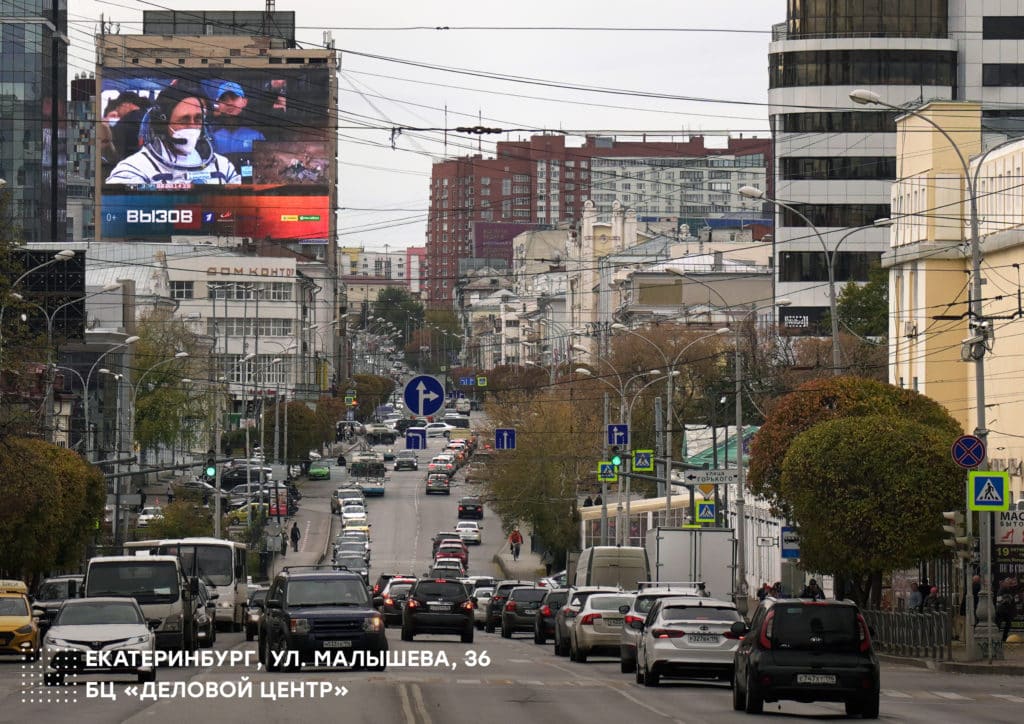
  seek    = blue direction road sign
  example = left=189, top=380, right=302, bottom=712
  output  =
left=597, top=462, right=617, bottom=481
left=781, top=526, right=800, bottom=559
left=633, top=450, right=654, bottom=472
left=495, top=428, right=516, bottom=450
left=459, top=376, right=475, bottom=386
left=696, top=502, right=716, bottom=523
left=952, top=434, right=986, bottom=469
left=607, top=424, right=629, bottom=446
left=403, top=375, right=445, bottom=417
left=969, top=470, right=1010, bottom=511
left=405, top=429, right=427, bottom=450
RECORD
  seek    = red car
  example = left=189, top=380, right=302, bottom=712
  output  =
left=435, top=543, right=468, bottom=566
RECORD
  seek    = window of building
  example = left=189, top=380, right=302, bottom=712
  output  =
left=787, top=1, right=947, bottom=39
left=170, top=281, right=194, bottom=299
left=501, top=179, right=512, bottom=195
left=982, top=64, right=1024, bottom=87
left=769, top=50, right=956, bottom=89
left=778, top=251, right=883, bottom=283
left=781, top=156, right=896, bottom=180
left=781, top=203, right=891, bottom=228
left=709, top=170, right=732, bottom=179
left=267, top=282, right=292, bottom=301
left=777, top=111, right=898, bottom=133
left=983, top=16, right=1024, bottom=39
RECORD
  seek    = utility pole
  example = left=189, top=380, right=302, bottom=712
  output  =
left=601, top=392, right=609, bottom=545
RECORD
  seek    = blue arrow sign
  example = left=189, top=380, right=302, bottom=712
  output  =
left=405, top=429, right=426, bottom=450
left=403, top=375, right=445, bottom=417
left=495, top=428, right=516, bottom=450
left=607, top=424, right=629, bottom=446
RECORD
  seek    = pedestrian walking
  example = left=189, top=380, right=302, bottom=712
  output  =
left=542, top=550, right=554, bottom=576
left=137, top=487, right=146, bottom=513
left=290, top=521, right=301, bottom=553
left=165, top=484, right=174, bottom=504
left=508, top=527, right=523, bottom=562
left=996, top=578, right=1018, bottom=642
left=280, top=536, right=287, bottom=557
left=757, top=583, right=771, bottom=601
left=800, top=579, right=825, bottom=601
left=909, top=583, right=922, bottom=611
left=923, top=586, right=943, bottom=612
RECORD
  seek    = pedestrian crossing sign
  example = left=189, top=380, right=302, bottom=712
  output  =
left=969, top=470, right=1010, bottom=511
left=632, top=450, right=654, bottom=472
left=696, top=502, right=716, bottom=523
left=597, top=462, right=617, bottom=482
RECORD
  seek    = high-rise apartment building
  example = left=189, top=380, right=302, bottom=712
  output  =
left=0, top=0, right=67, bottom=243
left=769, top=1, right=1024, bottom=334
left=425, top=134, right=771, bottom=307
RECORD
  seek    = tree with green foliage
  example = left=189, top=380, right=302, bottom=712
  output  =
left=0, top=437, right=105, bottom=579
left=141, top=496, right=214, bottom=539
left=780, top=415, right=963, bottom=606
left=834, top=263, right=889, bottom=339
left=374, top=287, right=424, bottom=347
left=261, top=401, right=324, bottom=465
left=748, top=376, right=962, bottom=515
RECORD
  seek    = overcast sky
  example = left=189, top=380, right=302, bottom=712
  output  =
left=69, top=0, right=786, bottom=251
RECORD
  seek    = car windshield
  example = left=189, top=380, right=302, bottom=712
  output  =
left=287, top=579, right=369, bottom=606
left=415, top=582, right=467, bottom=600
left=456, top=523, right=477, bottom=530
left=57, top=601, right=143, bottom=626
left=387, top=584, right=412, bottom=598
left=36, top=580, right=77, bottom=601
left=86, top=562, right=180, bottom=604
left=473, top=588, right=494, bottom=597
left=342, top=506, right=365, bottom=514
left=398, top=452, right=416, bottom=459
left=772, top=606, right=861, bottom=651
left=341, top=533, right=367, bottom=542
left=661, top=606, right=739, bottom=622
left=589, top=595, right=634, bottom=611
left=336, top=556, right=367, bottom=567
left=636, top=595, right=668, bottom=614
left=0, top=597, right=28, bottom=616
left=511, top=589, right=547, bottom=603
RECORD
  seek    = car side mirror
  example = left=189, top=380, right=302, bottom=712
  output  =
left=372, top=596, right=384, bottom=608
left=629, top=619, right=644, bottom=630
left=31, top=607, right=45, bottom=618
left=730, top=621, right=748, bottom=637
left=618, top=605, right=630, bottom=615
left=148, top=619, right=162, bottom=630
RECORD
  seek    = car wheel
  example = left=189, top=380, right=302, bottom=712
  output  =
left=744, top=670, right=764, bottom=714
left=461, top=626, right=474, bottom=644
left=534, top=627, right=546, bottom=645
left=575, top=644, right=588, bottom=664
left=501, top=622, right=512, bottom=638
left=246, top=626, right=254, bottom=642
left=474, top=621, right=483, bottom=630
left=635, top=661, right=644, bottom=685
left=44, top=672, right=65, bottom=686
left=861, top=694, right=880, bottom=719
left=731, top=670, right=746, bottom=711
left=401, top=626, right=414, bottom=642
left=643, top=663, right=659, bottom=687
left=555, top=632, right=569, bottom=657
left=485, top=621, right=495, bottom=634
left=138, top=669, right=156, bottom=683
left=620, top=655, right=635, bottom=674
left=263, top=634, right=278, bottom=671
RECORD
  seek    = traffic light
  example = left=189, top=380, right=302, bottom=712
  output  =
left=205, top=452, right=217, bottom=480
left=942, top=510, right=971, bottom=560
left=611, top=446, right=622, bottom=467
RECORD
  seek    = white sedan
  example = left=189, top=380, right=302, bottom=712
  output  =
left=137, top=506, right=164, bottom=527
left=341, top=504, right=368, bottom=526
left=425, top=422, right=455, bottom=437
left=455, top=520, right=482, bottom=544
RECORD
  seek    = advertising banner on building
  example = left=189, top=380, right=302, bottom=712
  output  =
left=995, top=510, right=1024, bottom=634
left=98, top=67, right=330, bottom=240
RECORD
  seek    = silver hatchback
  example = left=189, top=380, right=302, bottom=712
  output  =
left=634, top=596, right=742, bottom=686
left=569, top=593, right=635, bottom=663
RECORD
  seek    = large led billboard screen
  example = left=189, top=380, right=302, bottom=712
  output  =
left=98, top=67, right=331, bottom=240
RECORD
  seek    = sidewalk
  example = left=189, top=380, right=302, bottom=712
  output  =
left=492, top=533, right=547, bottom=580
left=268, top=504, right=335, bottom=579
left=880, top=642, right=1024, bottom=676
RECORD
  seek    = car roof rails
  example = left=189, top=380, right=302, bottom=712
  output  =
left=637, top=581, right=708, bottom=594
left=281, top=565, right=339, bottom=572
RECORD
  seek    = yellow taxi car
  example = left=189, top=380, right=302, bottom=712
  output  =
left=224, top=502, right=269, bottom=527
left=0, top=580, right=39, bottom=660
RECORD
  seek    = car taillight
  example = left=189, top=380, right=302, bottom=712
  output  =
left=383, top=597, right=393, bottom=606
left=372, top=584, right=382, bottom=594
left=652, top=628, right=684, bottom=639
left=505, top=601, right=517, bottom=612
left=540, top=605, right=551, bottom=617
left=624, top=614, right=644, bottom=626
left=458, top=506, right=464, bottom=511
left=759, top=610, right=775, bottom=649
left=857, top=613, right=872, bottom=653
left=461, top=601, right=474, bottom=611
left=406, top=599, right=420, bottom=609
left=580, top=613, right=601, bottom=626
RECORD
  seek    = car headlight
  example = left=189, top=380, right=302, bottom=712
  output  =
left=218, top=601, right=232, bottom=608
left=121, top=634, right=152, bottom=647
left=363, top=615, right=383, bottom=632
left=162, top=614, right=180, bottom=631
left=15, top=624, right=34, bottom=635
left=289, top=618, right=310, bottom=634
left=45, top=637, right=71, bottom=648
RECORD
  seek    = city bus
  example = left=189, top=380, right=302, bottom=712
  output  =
left=124, top=537, right=248, bottom=630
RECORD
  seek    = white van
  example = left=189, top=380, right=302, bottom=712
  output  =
left=575, top=546, right=651, bottom=590
left=84, top=555, right=200, bottom=651
left=455, top=398, right=471, bottom=414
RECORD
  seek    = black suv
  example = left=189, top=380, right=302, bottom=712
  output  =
left=258, top=567, right=387, bottom=672
left=732, top=598, right=879, bottom=718
left=401, top=578, right=475, bottom=643
left=484, top=579, right=534, bottom=633
left=457, top=496, right=484, bottom=519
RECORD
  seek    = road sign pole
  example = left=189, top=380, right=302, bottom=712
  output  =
left=624, top=455, right=633, bottom=545
left=602, top=392, right=609, bottom=546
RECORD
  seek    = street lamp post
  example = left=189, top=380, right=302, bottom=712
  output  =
left=0, top=248, right=75, bottom=376
left=84, top=336, right=140, bottom=462
left=740, top=184, right=890, bottom=375
left=849, top=88, right=1017, bottom=661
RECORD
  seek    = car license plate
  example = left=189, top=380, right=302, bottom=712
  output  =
left=323, top=640, right=352, bottom=648
left=429, top=604, right=450, bottom=612
left=604, top=618, right=623, bottom=626
left=687, top=634, right=719, bottom=643
left=796, top=674, right=836, bottom=685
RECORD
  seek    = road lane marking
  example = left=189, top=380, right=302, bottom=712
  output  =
left=411, top=683, right=433, bottom=724
left=614, top=686, right=686, bottom=722
left=992, top=694, right=1024, bottom=703
left=932, top=691, right=972, bottom=700
left=508, top=658, right=531, bottom=663
left=398, top=683, right=416, bottom=724
left=455, top=679, right=481, bottom=684
left=882, top=690, right=912, bottom=698
left=522, top=679, right=544, bottom=686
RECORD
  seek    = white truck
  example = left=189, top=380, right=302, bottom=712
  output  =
left=644, top=527, right=735, bottom=602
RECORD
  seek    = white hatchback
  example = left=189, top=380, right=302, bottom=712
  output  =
left=455, top=520, right=482, bottom=544
left=341, top=504, right=368, bottom=526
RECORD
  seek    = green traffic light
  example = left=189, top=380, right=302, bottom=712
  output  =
left=205, top=466, right=217, bottom=478
left=611, top=454, right=622, bottom=466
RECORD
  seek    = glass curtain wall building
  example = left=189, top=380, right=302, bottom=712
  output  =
left=0, top=0, right=67, bottom=243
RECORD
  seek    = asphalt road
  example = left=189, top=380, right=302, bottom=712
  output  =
left=3, top=433, right=1023, bottom=722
